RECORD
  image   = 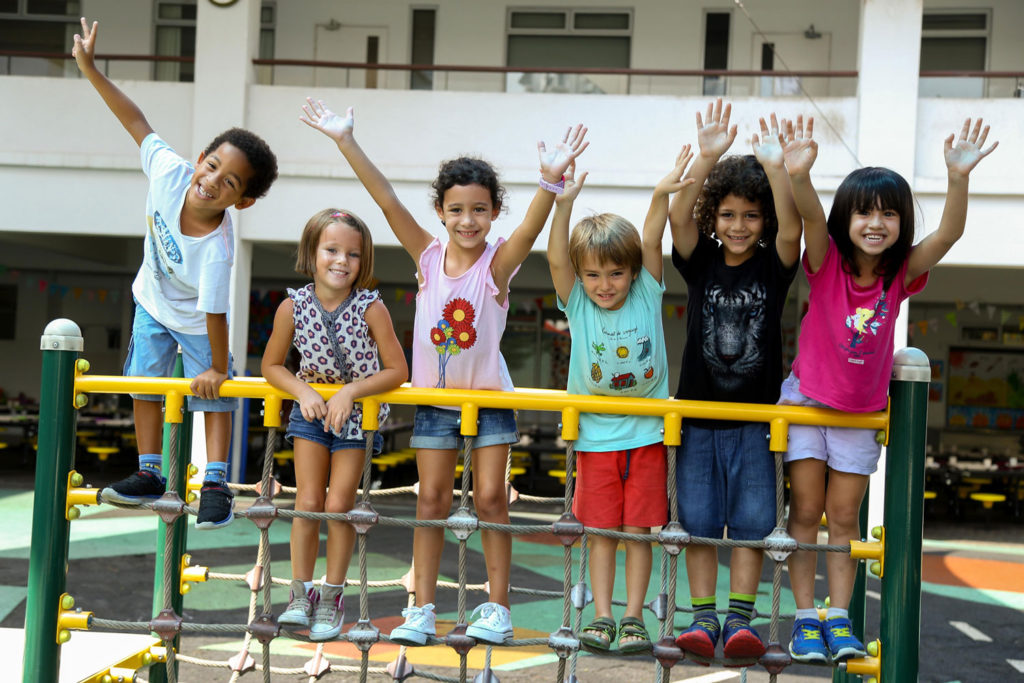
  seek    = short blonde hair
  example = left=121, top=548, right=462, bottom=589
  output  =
left=295, top=208, right=376, bottom=291
left=568, top=213, right=642, bottom=277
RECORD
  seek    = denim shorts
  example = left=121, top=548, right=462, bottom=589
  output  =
left=409, top=405, right=518, bottom=450
left=676, top=421, right=776, bottom=540
left=124, top=302, right=236, bottom=412
left=286, top=403, right=384, bottom=453
left=779, top=373, right=882, bottom=475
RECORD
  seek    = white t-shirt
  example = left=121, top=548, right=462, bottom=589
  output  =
left=131, top=133, right=234, bottom=335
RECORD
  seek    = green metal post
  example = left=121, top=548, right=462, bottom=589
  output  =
left=150, top=354, right=191, bottom=683
left=880, top=348, right=930, bottom=682
left=23, top=319, right=83, bottom=683
left=833, top=490, right=869, bottom=683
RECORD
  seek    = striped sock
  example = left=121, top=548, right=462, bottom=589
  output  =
left=691, top=596, right=717, bottom=624
left=138, top=453, right=162, bottom=476
left=727, top=592, right=756, bottom=625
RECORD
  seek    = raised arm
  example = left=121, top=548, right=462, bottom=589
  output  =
left=906, top=118, right=997, bottom=285
left=72, top=18, right=153, bottom=146
left=492, top=124, right=589, bottom=290
left=668, top=98, right=737, bottom=259
left=751, top=114, right=802, bottom=268
left=643, top=145, right=696, bottom=281
left=547, top=162, right=588, bottom=304
left=782, top=116, right=827, bottom=272
left=300, top=99, right=433, bottom=264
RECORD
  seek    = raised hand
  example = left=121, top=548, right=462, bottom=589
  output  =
left=654, top=144, right=696, bottom=196
left=300, top=98, right=354, bottom=143
left=696, top=98, right=737, bottom=159
left=782, top=115, right=818, bottom=177
left=751, top=114, right=785, bottom=169
left=945, top=118, right=998, bottom=179
left=554, top=161, right=588, bottom=205
left=72, top=17, right=99, bottom=72
left=538, top=124, right=589, bottom=183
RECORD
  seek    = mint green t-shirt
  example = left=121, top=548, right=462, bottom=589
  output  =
left=558, top=267, right=668, bottom=452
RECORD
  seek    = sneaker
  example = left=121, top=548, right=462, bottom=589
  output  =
left=101, top=470, right=165, bottom=505
left=789, top=618, right=829, bottom=663
left=674, top=613, right=720, bottom=661
left=823, top=616, right=866, bottom=661
left=195, top=482, right=234, bottom=529
left=309, top=583, right=344, bottom=641
left=389, top=603, right=436, bottom=645
left=466, top=602, right=513, bottom=644
left=722, top=616, right=766, bottom=660
left=278, top=580, right=318, bottom=629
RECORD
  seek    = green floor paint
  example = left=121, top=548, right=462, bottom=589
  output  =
left=922, top=581, right=1024, bottom=610
left=0, top=585, right=27, bottom=622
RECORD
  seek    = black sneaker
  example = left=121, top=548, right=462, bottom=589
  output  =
left=195, top=482, right=234, bottom=530
left=101, top=470, right=165, bottom=505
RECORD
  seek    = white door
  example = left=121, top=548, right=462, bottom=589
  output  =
left=314, top=25, right=388, bottom=89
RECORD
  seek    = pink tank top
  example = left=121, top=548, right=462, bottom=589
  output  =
left=411, top=238, right=516, bottom=402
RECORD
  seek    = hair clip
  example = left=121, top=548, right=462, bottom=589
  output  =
left=331, top=211, right=350, bottom=219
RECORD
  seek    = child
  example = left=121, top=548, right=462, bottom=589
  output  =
left=73, top=18, right=278, bottom=528
left=261, top=209, right=407, bottom=641
left=546, top=148, right=694, bottom=653
left=782, top=117, right=996, bottom=662
left=300, top=98, right=588, bottom=644
left=667, top=100, right=803, bottom=662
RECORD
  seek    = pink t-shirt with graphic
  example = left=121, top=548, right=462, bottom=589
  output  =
left=411, top=238, right=516, bottom=403
left=792, top=238, right=928, bottom=413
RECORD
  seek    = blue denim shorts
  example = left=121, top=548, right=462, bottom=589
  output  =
left=409, top=405, right=518, bottom=450
left=675, top=421, right=777, bottom=540
left=124, top=302, right=237, bottom=412
left=286, top=403, right=384, bottom=453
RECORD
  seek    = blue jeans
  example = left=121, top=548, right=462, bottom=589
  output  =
left=676, top=422, right=776, bottom=540
left=409, top=405, right=518, bottom=450
left=285, top=403, right=384, bottom=453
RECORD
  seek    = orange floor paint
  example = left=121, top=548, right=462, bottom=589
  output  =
left=923, top=554, right=1024, bottom=593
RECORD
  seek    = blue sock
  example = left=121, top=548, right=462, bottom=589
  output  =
left=203, top=462, right=228, bottom=486
left=139, top=454, right=162, bottom=476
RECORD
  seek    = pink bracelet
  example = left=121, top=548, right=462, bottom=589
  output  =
left=539, top=176, right=565, bottom=195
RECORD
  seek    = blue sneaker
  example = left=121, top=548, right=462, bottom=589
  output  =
left=722, top=616, right=766, bottom=661
left=789, top=618, right=829, bottom=663
left=674, top=612, right=720, bottom=662
left=823, top=616, right=866, bottom=661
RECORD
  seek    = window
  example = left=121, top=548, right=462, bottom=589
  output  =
left=0, top=0, right=79, bottom=77
left=0, top=284, right=14, bottom=339
left=702, top=12, right=729, bottom=96
left=155, top=0, right=275, bottom=83
left=410, top=8, right=436, bottom=91
left=919, top=11, right=988, bottom=97
left=506, top=7, right=631, bottom=94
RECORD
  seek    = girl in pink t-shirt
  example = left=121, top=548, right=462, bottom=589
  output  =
left=300, top=98, right=588, bottom=645
left=781, top=117, right=997, bottom=663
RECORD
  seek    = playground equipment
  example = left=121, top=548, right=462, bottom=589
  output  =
left=23, top=318, right=928, bottom=682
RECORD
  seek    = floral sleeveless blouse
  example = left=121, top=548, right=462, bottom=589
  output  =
left=288, top=283, right=389, bottom=440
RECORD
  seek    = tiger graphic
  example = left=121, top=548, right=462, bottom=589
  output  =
left=701, top=282, right=767, bottom=392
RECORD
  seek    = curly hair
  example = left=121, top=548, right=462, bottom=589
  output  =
left=203, top=127, right=278, bottom=199
left=431, top=156, right=506, bottom=212
left=295, top=208, right=376, bottom=291
left=568, top=213, right=642, bottom=278
left=694, top=154, right=777, bottom=247
left=827, top=167, right=916, bottom=290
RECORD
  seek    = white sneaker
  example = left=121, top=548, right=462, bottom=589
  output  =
left=309, top=583, right=344, bottom=641
left=466, top=602, right=513, bottom=644
left=278, top=580, right=317, bottom=629
left=389, top=603, right=436, bottom=645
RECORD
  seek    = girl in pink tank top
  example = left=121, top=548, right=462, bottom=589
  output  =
left=301, top=97, right=588, bottom=644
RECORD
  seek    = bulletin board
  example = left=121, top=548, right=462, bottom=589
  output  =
left=946, top=347, right=1024, bottom=431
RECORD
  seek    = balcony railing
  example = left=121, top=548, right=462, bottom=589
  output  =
left=5, top=50, right=1024, bottom=99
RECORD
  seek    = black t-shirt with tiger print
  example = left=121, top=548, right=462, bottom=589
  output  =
left=672, top=234, right=797, bottom=419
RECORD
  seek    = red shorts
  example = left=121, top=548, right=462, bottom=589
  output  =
left=572, top=442, right=668, bottom=529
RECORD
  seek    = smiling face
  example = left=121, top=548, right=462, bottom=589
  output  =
left=848, top=203, right=901, bottom=260
left=714, top=193, right=764, bottom=265
left=187, top=142, right=255, bottom=212
left=435, top=183, right=499, bottom=252
left=314, top=222, right=363, bottom=297
left=579, top=254, right=636, bottom=311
